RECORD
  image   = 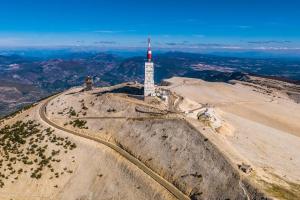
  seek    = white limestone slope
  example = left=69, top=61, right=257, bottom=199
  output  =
left=164, top=77, right=300, bottom=199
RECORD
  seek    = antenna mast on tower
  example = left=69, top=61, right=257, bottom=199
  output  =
left=147, top=37, right=152, bottom=62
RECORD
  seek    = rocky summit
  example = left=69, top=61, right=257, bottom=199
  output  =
left=1, top=75, right=299, bottom=200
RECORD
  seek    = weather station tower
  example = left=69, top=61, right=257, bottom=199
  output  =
left=144, top=38, right=155, bottom=97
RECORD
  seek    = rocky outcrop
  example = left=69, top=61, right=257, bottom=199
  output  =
left=111, top=118, right=265, bottom=199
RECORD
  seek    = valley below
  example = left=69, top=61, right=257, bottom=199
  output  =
left=1, top=52, right=300, bottom=118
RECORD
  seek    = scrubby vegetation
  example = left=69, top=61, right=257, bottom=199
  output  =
left=107, top=108, right=116, bottom=112
left=56, top=107, right=70, bottom=116
left=0, top=120, right=77, bottom=187
left=80, top=100, right=88, bottom=111
left=69, top=119, right=88, bottom=129
left=67, top=107, right=77, bottom=117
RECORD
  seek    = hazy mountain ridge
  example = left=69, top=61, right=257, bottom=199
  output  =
left=1, top=51, right=300, bottom=117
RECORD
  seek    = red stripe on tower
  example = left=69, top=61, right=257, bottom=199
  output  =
left=147, top=37, right=152, bottom=62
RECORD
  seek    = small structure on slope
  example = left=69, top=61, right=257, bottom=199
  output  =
left=85, top=76, right=93, bottom=91
left=197, top=107, right=222, bottom=130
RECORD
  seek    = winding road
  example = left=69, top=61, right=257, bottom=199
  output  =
left=39, top=94, right=190, bottom=200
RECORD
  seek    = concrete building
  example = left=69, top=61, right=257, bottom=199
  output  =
left=144, top=38, right=155, bottom=97
left=85, top=76, right=93, bottom=91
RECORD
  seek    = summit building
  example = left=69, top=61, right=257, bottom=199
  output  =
left=144, top=38, right=155, bottom=97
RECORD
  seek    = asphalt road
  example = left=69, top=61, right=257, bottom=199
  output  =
left=39, top=94, right=190, bottom=200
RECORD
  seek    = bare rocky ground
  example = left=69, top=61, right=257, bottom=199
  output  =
left=46, top=83, right=268, bottom=200
left=164, top=77, right=300, bottom=200
left=0, top=97, right=176, bottom=200
left=240, top=75, right=300, bottom=104
left=1, top=77, right=299, bottom=200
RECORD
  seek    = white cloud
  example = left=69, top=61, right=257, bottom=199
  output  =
left=253, top=46, right=300, bottom=50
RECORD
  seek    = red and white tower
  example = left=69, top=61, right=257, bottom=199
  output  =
left=147, top=37, right=152, bottom=62
left=144, top=37, right=155, bottom=97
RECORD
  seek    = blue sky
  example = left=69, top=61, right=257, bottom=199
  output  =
left=0, top=0, right=300, bottom=51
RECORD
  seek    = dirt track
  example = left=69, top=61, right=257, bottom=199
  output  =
left=39, top=94, right=190, bottom=200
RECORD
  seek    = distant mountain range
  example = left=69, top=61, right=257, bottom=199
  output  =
left=1, top=51, right=300, bottom=117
